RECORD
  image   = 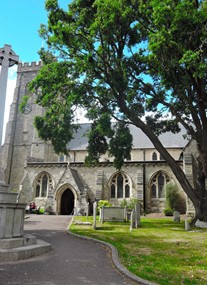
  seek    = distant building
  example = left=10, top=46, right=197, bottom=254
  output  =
left=0, top=62, right=193, bottom=215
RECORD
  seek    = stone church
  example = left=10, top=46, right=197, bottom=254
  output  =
left=0, top=61, right=195, bottom=215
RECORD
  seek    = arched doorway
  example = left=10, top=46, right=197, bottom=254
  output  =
left=60, top=188, right=74, bottom=215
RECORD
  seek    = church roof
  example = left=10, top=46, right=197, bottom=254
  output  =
left=67, top=123, right=188, bottom=151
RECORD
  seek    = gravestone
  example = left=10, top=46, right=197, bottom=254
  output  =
left=135, top=203, right=141, bottom=228
left=185, top=218, right=190, bottom=231
left=173, top=211, right=180, bottom=222
left=130, top=210, right=135, bottom=229
left=195, top=219, right=207, bottom=228
left=100, top=206, right=126, bottom=222
left=93, top=202, right=97, bottom=230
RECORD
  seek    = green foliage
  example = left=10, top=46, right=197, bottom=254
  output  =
left=97, top=200, right=112, bottom=214
left=38, top=207, right=45, bottom=214
left=109, top=123, right=133, bottom=170
left=85, top=114, right=113, bottom=166
left=120, top=198, right=139, bottom=211
left=163, top=207, right=174, bottom=216
left=165, top=183, right=186, bottom=214
left=29, top=0, right=207, bottom=218
left=19, top=96, right=29, bottom=113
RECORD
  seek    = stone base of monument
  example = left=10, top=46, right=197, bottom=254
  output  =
left=0, top=234, right=51, bottom=262
left=0, top=178, right=51, bottom=262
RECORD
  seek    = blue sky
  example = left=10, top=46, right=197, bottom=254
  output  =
left=0, top=0, right=71, bottom=143
left=0, top=0, right=70, bottom=63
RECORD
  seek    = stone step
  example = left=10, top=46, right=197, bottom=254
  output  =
left=0, top=239, right=51, bottom=262
left=0, top=234, right=36, bottom=249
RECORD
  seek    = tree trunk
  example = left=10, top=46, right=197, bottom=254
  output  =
left=193, top=155, right=207, bottom=223
left=194, top=195, right=207, bottom=222
left=119, top=104, right=207, bottom=224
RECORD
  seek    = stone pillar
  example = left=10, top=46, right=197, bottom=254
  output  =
left=0, top=168, right=26, bottom=239
left=0, top=44, right=19, bottom=144
left=93, top=202, right=97, bottom=230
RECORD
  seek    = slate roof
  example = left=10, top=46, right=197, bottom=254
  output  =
left=67, top=123, right=188, bottom=151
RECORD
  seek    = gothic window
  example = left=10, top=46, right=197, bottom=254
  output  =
left=110, top=172, right=131, bottom=199
left=152, top=152, right=157, bottom=161
left=34, top=172, right=53, bottom=198
left=150, top=171, right=170, bottom=199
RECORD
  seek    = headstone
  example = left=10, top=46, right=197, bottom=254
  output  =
left=135, top=203, right=141, bottom=228
left=130, top=210, right=135, bottom=229
left=173, top=211, right=180, bottom=222
left=195, top=219, right=207, bottom=228
left=93, top=202, right=97, bottom=230
left=185, top=218, right=190, bottom=231
left=100, top=206, right=104, bottom=223
left=86, top=202, right=89, bottom=219
left=100, top=206, right=125, bottom=222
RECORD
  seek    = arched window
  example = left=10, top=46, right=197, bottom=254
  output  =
left=110, top=172, right=131, bottom=199
left=34, top=172, right=53, bottom=198
left=150, top=171, right=170, bottom=199
left=152, top=152, right=157, bottom=161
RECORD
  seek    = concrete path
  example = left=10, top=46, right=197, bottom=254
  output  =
left=0, top=215, right=142, bottom=285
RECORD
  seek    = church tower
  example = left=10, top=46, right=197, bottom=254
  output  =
left=1, top=61, right=46, bottom=189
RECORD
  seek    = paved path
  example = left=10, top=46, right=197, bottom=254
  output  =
left=0, top=215, right=141, bottom=285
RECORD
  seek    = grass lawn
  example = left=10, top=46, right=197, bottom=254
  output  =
left=70, top=216, right=207, bottom=285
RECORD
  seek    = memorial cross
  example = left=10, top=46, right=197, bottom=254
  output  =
left=0, top=44, right=19, bottom=144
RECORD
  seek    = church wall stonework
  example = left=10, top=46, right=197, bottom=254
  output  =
left=0, top=60, right=192, bottom=215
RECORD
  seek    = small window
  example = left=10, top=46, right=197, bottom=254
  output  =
left=152, top=152, right=157, bottom=161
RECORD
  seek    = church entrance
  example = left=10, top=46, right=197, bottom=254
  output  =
left=60, top=188, right=74, bottom=215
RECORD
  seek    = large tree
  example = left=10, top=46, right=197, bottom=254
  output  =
left=29, top=0, right=207, bottom=222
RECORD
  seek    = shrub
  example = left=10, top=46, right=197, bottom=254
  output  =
left=38, top=207, right=45, bottom=214
left=97, top=200, right=112, bottom=214
left=120, top=198, right=139, bottom=211
left=165, top=183, right=186, bottom=214
left=164, top=207, right=174, bottom=216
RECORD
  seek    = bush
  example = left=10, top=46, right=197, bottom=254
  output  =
left=164, top=207, right=174, bottom=216
left=97, top=200, right=112, bottom=214
left=165, top=183, right=186, bottom=214
left=120, top=198, right=139, bottom=211
left=38, top=207, right=45, bottom=214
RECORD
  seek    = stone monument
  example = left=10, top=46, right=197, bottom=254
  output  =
left=0, top=44, right=19, bottom=145
left=0, top=45, right=51, bottom=262
left=0, top=168, right=51, bottom=262
left=0, top=168, right=25, bottom=239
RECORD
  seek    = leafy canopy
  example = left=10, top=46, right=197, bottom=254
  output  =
left=29, top=0, right=207, bottom=182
